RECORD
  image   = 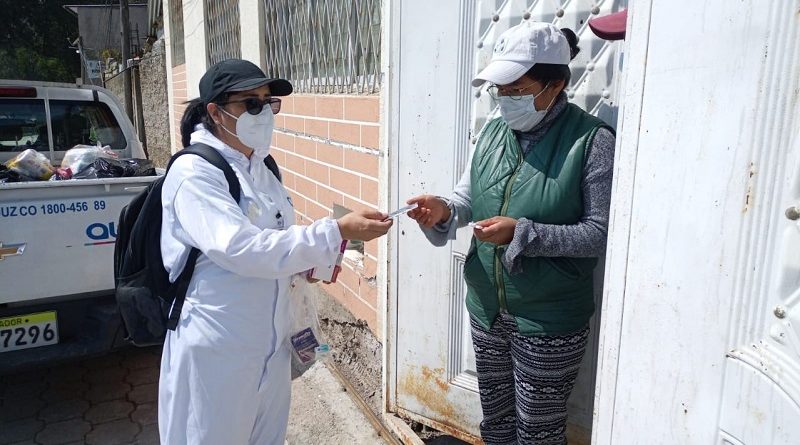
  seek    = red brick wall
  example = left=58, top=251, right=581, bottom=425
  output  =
left=171, top=65, right=187, bottom=150
left=271, top=94, right=382, bottom=333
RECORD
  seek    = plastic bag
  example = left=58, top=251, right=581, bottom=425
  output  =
left=72, top=158, right=156, bottom=179
left=61, top=144, right=118, bottom=175
left=287, top=275, right=330, bottom=378
left=4, top=149, right=54, bottom=180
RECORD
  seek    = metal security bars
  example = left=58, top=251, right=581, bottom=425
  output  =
left=205, top=0, right=242, bottom=65
left=263, top=0, right=381, bottom=94
left=169, top=0, right=185, bottom=66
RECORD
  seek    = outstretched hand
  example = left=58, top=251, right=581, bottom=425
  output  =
left=337, top=209, right=393, bottom=241
left=405, top=195, right=451, bottom=228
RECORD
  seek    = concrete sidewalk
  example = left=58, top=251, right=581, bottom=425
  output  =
left=287, top=361, right=386, bottom=445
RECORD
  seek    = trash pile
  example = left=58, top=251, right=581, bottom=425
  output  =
left=1, top=145, right=155, bottom=183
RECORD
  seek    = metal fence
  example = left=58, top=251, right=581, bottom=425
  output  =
left=169, top=0, right=185, bottom=66
left=205, top=0, right=242, bottom=65
left=263, top=0, right=381, bottom=94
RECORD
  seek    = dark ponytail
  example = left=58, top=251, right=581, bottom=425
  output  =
left=524, top=28, right=580, bottom=87
left=179, top=93, right=230, bottom=148
left=560, top=28, right=581, bottom=60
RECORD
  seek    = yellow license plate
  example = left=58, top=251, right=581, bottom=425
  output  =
left=0, top=311, right=58, bottom=352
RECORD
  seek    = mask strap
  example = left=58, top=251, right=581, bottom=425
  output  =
left=537, top=82, right=558, bottom=112
left=216, top=106, right=240, bottom=140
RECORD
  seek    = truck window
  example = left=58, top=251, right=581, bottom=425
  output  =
left=0, top=99, right=48, bottom=152
left=48, top=100, right=126, bottom=152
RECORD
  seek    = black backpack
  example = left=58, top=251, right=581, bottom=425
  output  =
left=114, top=143, right=281, bottom=346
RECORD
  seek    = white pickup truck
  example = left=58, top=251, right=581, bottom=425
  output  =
left=0, top=80, right=157, bottom=372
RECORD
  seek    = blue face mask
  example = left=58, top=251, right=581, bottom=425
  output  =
left=498, top=82, right=553, bottom=131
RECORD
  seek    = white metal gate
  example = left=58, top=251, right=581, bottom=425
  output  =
left=387, top=0, right=626, bottom=442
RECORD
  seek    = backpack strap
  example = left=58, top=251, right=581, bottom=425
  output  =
left=164, top=143, right=241, bottom=330
left=168, top=143, right=242, bottom=202
left=264, top=154, right=281, bottom=182
left=163, top=145, right=282, bottom=331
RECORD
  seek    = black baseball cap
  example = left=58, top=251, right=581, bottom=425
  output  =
left=199, top=59, right=293, bottom=105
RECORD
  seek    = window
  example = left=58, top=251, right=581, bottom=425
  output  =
left=205, top=0, right=241, bottom=65
left=170, top=0, right=185, bottom=67
left=0, top=99, right=48, bottom=153
left=48, top=101, right=125, bottom=152
left=263, top=0, right=381, bottom=94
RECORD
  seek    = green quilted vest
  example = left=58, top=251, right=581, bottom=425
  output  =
left=465, top=103, right=611, bottom=336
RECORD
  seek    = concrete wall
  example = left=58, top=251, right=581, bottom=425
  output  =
left=105, top=39, right=171, bottom=167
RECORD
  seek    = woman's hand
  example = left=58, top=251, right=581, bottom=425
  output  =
left=337, top=209, right=393, bottom=241
left=473, top=216, right=517, bottom=245
left=406, top=195, right=451, bottom=228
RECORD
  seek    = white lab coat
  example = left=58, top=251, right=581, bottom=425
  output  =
left=158, top=127, right=342, bottom=445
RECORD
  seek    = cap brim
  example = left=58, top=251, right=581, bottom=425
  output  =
left=472, top=60, right=533, bottom=87
left=588, top=9, right=627, bottom=41
left=227, top=78, right=294, bottom=96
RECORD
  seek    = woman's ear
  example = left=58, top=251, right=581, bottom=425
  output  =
left=551, top=79, right=567, bottom=93
left=207, top=103, right=222, bottom=125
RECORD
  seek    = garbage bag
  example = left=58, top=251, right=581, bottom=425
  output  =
left=4, top=149, right=54, bottom=180
left=73, top=158, right=156, bottom=179
left=287, top=275, right=331, bottom=379
left=61, top=145, right=117, bottom=174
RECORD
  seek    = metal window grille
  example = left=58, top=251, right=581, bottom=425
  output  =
left=263, top=0, right=381, bottom=94
left=205, top=0, right=242, bottom=65
left=169, top=0, right=185, bottom=66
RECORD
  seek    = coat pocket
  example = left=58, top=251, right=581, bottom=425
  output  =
left=462, top=247, right=495, bottom=297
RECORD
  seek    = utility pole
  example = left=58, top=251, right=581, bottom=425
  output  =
left=120, top=0, right=133, bottom=120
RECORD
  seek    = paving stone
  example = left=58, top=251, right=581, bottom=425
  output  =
left=0, top=417, right=44, bottom=444
left=85, top=366, right=128, bottom=385
left=0, top=397, right=44, bottom=422
left=1, top=370, right=48, bottom=385
left=133, top=422, right=160, bottom=445
left=84, top=381, right=131, bottom=404
left=125, top=367, right=159, bottom=386
left=81, top=354, right=122, bottom=370
left=127, top=383, right=157, bottom=404
left=122, top=349, right=161, bottom=371
left=1, top=378, right=48, bottom=398
left=8, top=440, right=39, bottom=445
left=38, top=398, right=90, bottom=422
left=84, top=399, right=134, bottom=425
left=84, top=418, right=140, bottom=445
left=45, top=365, right=86, bottom=383
left=35, top=418, right=90, bottom=445
left=40, top=381, right=88, bottom=403
left=130, top=403, right=157, bottom=426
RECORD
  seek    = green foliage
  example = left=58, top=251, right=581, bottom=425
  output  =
left=0, top=0, right=104, bottom=82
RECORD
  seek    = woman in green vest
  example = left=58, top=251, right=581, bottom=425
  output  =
left=407, top=21, right=615, bottom=445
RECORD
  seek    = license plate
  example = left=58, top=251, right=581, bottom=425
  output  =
left=0, top=311, right=58, bottom=352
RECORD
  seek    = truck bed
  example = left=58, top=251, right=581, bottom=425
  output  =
left=0, top=175, right=159, bottom=305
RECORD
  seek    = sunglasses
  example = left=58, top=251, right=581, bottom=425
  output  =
left=220, top=97, right=282, bottom=115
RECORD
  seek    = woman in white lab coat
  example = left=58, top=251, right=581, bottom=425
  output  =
left=158, top=59, right=392, bottom=445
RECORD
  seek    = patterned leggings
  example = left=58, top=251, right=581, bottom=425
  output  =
left=470, top=314, right=589, bottom=445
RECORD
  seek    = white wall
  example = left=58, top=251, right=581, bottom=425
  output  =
left=239, top=0, right=265, bottom=71
left=182, top=0, right=207, bottom=99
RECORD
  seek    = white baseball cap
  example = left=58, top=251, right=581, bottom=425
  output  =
left=472, top=22, right=571, bottom=87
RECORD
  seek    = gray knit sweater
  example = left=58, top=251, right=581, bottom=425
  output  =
left=420, top=93, right=616, bottom=274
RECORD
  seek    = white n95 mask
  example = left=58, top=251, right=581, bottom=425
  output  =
left=220, top=106, right=275, bottom=153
